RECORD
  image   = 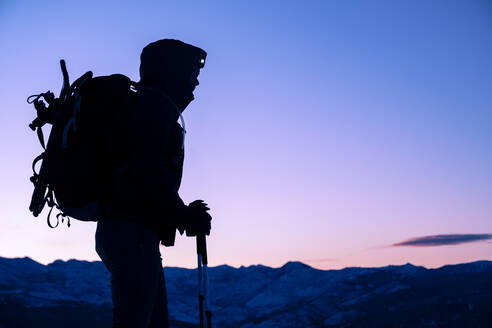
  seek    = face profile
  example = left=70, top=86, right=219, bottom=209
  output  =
left=188, top=68, right=200, bottom=96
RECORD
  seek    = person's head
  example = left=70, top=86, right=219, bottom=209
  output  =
left=139, top=39, right=207, bottom=111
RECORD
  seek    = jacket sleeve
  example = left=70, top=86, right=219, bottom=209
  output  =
left=129, top=89, right=189, bottom=231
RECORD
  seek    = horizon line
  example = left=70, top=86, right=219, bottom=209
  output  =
left=2, top=254, right=491, bottom=272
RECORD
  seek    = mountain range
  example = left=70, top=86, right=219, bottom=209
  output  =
left=1, top=256, right=491, bottom=327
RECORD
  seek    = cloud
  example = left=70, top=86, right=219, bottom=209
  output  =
left=392, top=234, right=492, bottom=247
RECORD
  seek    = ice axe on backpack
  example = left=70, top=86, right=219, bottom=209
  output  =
left=197, top=234, right=212, bottom=328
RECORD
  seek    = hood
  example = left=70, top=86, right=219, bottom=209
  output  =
left=139, top=39, right=207, bottom=111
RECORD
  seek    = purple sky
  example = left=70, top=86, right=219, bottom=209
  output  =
left=1, top=0, right=491, bottom=269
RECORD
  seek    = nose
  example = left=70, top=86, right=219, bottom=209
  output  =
left=190, top=74, right=199, bottom=88
left=191, top=78, right=199, bottom=91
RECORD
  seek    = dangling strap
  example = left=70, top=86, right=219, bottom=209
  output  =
left=176, top=106, right=186, bottom=150
left=36, top=127, right=46, bottom=150
left=45, top=188, right=65, bottom=229
left=27, top=94, right=42, bottom=104
left=47, top=206, right=59, bottom=228
left=56, top=213, right=71, bottom=228
left=30, top=153, right=45, bottom=185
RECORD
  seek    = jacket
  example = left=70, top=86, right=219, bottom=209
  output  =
left=103, top=86, right=188, bottom=246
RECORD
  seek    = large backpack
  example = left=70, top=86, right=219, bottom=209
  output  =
left=28, top=60, right=135, bottom=228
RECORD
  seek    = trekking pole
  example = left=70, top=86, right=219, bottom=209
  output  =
left=197, top=234, right=212, bottom=328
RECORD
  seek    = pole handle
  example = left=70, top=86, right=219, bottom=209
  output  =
left=196, top=234, right=208, bottom=265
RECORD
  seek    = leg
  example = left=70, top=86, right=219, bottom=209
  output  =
left=96, top=220, right=167, bottom=328
left=149, top=264, right=169, bottom=328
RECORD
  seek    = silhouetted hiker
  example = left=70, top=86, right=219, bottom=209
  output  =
left=95, top=39, right=211, bottom=328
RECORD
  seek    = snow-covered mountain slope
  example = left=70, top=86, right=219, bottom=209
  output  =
left=1, top=257, right=491, bottom=327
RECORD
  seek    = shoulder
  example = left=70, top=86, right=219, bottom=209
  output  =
left=135, top=87, right=179, bottom=121
left=137, top=87, right=177, bottom=110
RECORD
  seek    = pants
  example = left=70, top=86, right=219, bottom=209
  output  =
left=95, top=219, right=169, bottom=328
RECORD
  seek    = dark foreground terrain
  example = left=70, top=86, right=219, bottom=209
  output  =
left=1, top=257, right=491, bottom=327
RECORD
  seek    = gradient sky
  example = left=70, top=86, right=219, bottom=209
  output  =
left=1, top=0, right=491, bottom=270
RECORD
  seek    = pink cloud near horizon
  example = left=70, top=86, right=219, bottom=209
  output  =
left=393, top=234, right=492, bottom=247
